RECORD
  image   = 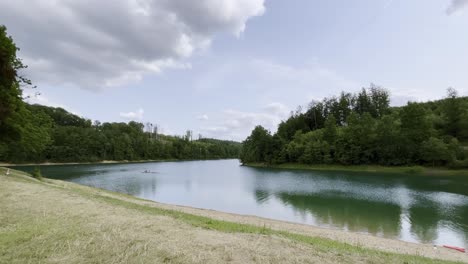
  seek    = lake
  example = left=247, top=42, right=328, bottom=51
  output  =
left=14, top=159, right=468, bottom=248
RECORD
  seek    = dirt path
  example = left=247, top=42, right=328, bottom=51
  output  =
left=0, top=168, right=467, bottom=264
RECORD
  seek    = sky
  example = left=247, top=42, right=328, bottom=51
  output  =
left=1, top=0, right=468, bottom=141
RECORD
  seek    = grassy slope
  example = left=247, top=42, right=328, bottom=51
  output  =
left=0, top=167, right=466, bottom=264
left=245, top=163, right=468, bottom=176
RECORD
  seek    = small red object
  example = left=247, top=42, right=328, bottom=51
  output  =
left=443, top=245, right=466, bottom=253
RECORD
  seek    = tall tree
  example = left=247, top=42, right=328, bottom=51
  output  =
left=442, top=88, right=467, bottom=140
left=240, top=126, right=273, bottom=164
left=374, top=114, right=404, bottom=165
left=369, top=84, right=390, bottom=118
left=400, top=102, right=432, bottom=144
left=0, top=25, right=46, bottom=160
left=323, top=115, right=337, bottom=144
left=0, top=25, right=24, bottom=124
left=353, top=88, right=372, bottom=116
left=305, top=101, right=326, bottom=130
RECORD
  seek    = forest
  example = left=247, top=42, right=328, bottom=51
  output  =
left=0, top=102, right=241, bottom=163
left=241, top=85, right=468, bottom=169
left=0, top=26, right=240, bottom=163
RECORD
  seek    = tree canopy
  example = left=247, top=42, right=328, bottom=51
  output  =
left=241, top=86, right=468, bottom=168
left=0, top=26, right=51, bottom=160
left=0, top=103, right=241, bottom=163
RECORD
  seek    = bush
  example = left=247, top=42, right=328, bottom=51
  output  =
left=32, top=167, right=43, bottom=180
left=420, top=137, right=451, bottom=166
left=403, top=166, right=424, bottom=174
left=448, top=159, right=468, bottom=169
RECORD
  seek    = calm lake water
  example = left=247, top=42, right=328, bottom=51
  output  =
left=15, top=159, right=468, bottom=248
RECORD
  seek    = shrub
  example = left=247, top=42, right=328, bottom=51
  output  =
left=32, top=167, right=43, bottom=180
left=448, top=159, right=468, bottom=169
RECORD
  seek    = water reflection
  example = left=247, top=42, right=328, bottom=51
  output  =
left=408, top=204, right=439, bottom=243
left=275, top=192, right=401, bottom=236
left=247, top=166, right=468, bottom=246
left=254, top=190, right=270, bottom=203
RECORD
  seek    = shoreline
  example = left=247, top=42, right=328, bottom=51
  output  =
left=1, top=167, right=467, bottom=263
left=244, top=162, right=468, bottom=176
left=0, top=158, right=238, bottom=167
left=5, top=159, right=467, bottom=176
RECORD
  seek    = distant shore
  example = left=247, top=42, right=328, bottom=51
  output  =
left=244, top=162, right=468, bottom=176
left=0, top=158, right=238, bottom=167
left=0, top=159, right=171, bottom=167
left=4, top=160, right=467, bottom=176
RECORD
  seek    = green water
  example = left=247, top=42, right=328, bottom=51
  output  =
left=14, top=159, right=468, bottom=247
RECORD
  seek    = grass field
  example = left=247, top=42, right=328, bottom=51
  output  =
left=1, top=167, right=467, bottom=264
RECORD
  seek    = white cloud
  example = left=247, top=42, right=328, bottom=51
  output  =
left=196, top=114, right=209, bottom=121
left=222, top=109, right=279, bottom=131
left=200, top=103, right=291, bottom=141
left=262, top=102, right=290, bottom=117
left=446, top=0, right=468, bottom=15
left=194, top=58, right=360, bottom=105
left=120, top=108, right=144, bottom=121
left=1, top=0, right=265, bottom=89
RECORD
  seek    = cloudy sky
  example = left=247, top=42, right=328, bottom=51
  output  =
left=2, top=0, right=468, bottom=141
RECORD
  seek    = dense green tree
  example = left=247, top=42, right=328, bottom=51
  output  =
left=335, top=113, right=376, bottom=164
left=3, top=107, right=52, bottom=162
left=28, top=105, right=92, bottom=128
left=300, top=140, right=331, bottom=164
left=277, top=112, right=310, bottom=142
left=0, top=25, right=24, bottom=124
left=353, top=88, right=372, bottom=116
left=284, top=131, right=307, bottom=162
left=0, top=26, right=52, bottom=161
left=242, top=87, right=467, bottom=168
left=304, top=101, right=326, bottom=130
left=374, top=115, right=404, bottom=165
left=0, top=26, right=24, bottom=158
left=368, top=84, right=390, bottom=118
left=0, top=102, right=242, bottom=163
left=337, top=92, right=353, bottom=125
left=240, top=126, right=273, bottom=164
left=442, top=88, right=468, bottom=140
left=399, top=102, right=433, bottom=161
left=353, top=85, right=389, bottom=118
left=420, top=137, right=451, bottom=166
left=323, top=116, right=337, bottom=144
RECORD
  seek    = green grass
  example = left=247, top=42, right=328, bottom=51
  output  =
left=245, top=162, right=468, bottom=176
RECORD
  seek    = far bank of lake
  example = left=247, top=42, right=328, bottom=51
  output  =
left=245, top=162, right=468, bottom=176
left=0, top=158, right=231, bottom=167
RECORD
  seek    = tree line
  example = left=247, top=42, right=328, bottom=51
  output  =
left=0, top=25, right=240, bottom=163
left=4, top=104, right=241, bottom=163
left=241, top=85, right=468, bottom=168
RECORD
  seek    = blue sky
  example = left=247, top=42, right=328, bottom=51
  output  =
left=2, top=0, right=468, bottom=140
